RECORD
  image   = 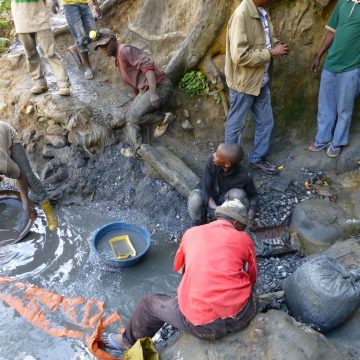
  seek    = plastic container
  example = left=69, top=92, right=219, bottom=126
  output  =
left=91, top=222, right=151, bottom=268
left=109, top=235, right=137, bottom=259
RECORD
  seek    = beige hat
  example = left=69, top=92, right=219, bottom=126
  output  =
left=215, top=199, right=248, bottom=225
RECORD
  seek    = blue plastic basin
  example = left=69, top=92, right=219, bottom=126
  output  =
left=91, top=222, right=151, bottom=268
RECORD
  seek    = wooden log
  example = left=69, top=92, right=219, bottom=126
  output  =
left=138, top=144, right=199, bottom=198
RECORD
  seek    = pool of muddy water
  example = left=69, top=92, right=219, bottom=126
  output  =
left=0, top=206, right=180, bottom=360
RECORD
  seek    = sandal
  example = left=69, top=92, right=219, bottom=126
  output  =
left=326, top=145, right=341, bottom=158
left=308, top=143, right=327, bottom=152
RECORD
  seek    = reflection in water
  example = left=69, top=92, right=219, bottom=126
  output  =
left=0, top=206, right=180, bottom=359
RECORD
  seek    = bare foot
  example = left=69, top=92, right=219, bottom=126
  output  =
left=68, top=45, right=82, bottom=65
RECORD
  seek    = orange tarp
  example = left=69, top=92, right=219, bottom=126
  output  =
left=0, top=277, right=124, bottom=360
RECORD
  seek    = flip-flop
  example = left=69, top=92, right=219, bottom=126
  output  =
left=84, top=68, right=94, bottom=80
left=326, top=146, right=341, bottom=158
left=308, top=144, right=327, bottom=152
left=102, top=333, right=124, bottom=351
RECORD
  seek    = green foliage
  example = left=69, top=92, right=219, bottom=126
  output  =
left=0, top=0, right=10, bottom=14
left=179, top=71, right=210, bottom=97
left=179, top=70, right=223, bottom=104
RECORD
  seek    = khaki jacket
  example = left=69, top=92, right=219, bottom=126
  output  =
left=225, top=0, right=279, bottom=96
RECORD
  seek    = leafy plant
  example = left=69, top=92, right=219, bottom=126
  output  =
left=179, top=70, right=223, bottom=105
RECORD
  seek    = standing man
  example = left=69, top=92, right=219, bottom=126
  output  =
left=10, top=0, right=71, bottom=96
left=309, top=0, right=360, bottom=158
left=225, top=0, right=288, bottom=174
left=93, top=28, right=173, bottom=157
left=0, top=121, right=58, bottom=231
left=58, top=0, right=102, bottom=80
left=102, top=199, right=258, bottom=352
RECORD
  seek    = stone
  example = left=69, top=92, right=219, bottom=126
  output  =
left=181, top=119, right=193, bottom=131
left=25, top=105, right=34, bottom=114
left=45, top=135, right=67, bottom=148
left=161, top=310, right=347, bottom=360
left=289, top=199, right=346, bottom=255
left=46, top=124, right=67, bottom=136
left=42, top=144, right=62, bottom=158
left=183, top=109, right=190, bottom=118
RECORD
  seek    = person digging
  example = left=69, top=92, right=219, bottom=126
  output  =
left=93, top=28, right=174, bottom=158
left=0, top=121, right=58, bottom=231
left=188, top=143, right=258, bottom=226
left=101, top=199, right=258, bottom=353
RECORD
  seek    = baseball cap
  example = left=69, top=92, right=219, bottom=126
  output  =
left=93, top=28, right=116, bottom=50
left=215, top=199, right=248, bottom=225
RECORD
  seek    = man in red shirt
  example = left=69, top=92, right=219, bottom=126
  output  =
left=94, top=28, right=173, bottom=157
left=102, top=199, right=258, bottom=352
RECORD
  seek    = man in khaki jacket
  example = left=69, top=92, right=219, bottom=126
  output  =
left=225, top=0, right=288, bottom=174
left=10, top=0, right=70, bottom=96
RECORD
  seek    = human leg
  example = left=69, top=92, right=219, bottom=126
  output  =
left=314, top=69, right=337, bottom=148
left=331, top=67, right=360, bottom=149
left=11, top=143, right=58, bottom=230
left=224, top=89, right=254, bottom=144
left=249, top=84, right=274, bottom=164
left=36, top=29, right=70, bottom=91
left=187, top=188, right=207, bottom=226
left=17, top=33, right=48, bottom=93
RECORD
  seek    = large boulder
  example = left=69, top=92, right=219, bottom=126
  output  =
left=161, top=310, right=347, bottom=360
left=289, top=199, right=346, bottom=254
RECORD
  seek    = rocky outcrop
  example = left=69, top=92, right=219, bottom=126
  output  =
left=161, top=310, right=348, bottom=360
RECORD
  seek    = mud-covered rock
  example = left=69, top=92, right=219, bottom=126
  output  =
left=289, top=199, right=346, bottom=254
left=45, top=135, right=67, bottom=148
left=161, top=310, right=348, bottom=360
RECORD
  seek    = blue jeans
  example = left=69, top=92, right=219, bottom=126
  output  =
left=63, top=4, right=96, bottom=53
left=225, top=85, right=274, bottom=164
left=315, top=67, right=360, bottom=149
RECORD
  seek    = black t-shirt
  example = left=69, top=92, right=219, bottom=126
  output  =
left=202, top=155, right=258, bottom=211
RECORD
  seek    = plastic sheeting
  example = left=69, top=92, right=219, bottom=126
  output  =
left=0, top=277, right=124, bottom=359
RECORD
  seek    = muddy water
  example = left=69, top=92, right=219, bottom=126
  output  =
left=0, top=206, right=180, bottom=360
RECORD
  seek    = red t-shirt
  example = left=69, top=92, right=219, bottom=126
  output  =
left=174, top=220, right=257, bottom=326
left=115, top=44, right=166, bottom=92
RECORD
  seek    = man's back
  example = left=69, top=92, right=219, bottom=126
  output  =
left=175, top=220, right=257, bottom=326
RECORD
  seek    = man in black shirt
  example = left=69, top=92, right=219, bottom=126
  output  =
left=188, top=143, right=258, bottom=226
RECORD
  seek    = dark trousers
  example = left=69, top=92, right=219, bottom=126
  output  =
left=124, top=291, right=258, bottom=345
left=125, top=78, right=173, bottom=151
left=11, top=143, right=47, bottom=202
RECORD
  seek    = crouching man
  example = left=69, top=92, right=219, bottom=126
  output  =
left=0, top=121, right=58, bottom=231
left=102, top=199, right=258, bottom=351
left=188, top=143, right=258, bottom=226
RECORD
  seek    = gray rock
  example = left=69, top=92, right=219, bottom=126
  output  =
left=161, top=310, right=347, bottom=360
left=46, top=124, right=67, bottom=136
left=42, top=144, right=63, bottom=158
left=289, top=199, right=346, bottom=255
left=181, top=119, right=193, bottom=131
left=45, top=135, right=67, bottom=148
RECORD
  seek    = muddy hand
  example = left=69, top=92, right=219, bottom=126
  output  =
left=150, top=92, right=161, bottom=108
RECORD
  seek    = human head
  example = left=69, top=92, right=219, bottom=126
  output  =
left=94, top=28, right=118, bottom=57
left=213, top=143, right=244, bottom=171
left=215, top=199, right=248, bottom=231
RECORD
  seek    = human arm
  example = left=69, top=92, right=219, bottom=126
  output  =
left=246, top=235, right=257, bottom=285
left=51, top=0, right=59, bottom=14
left=92, top=0, right=102, bottom=20
left=174, top=241, right=185, bottom=274
left=311, top=31, right=334, bottom=73
left=202, top=156, right=217, bottom=209
left=243, top=176, right=258, bottom=222
left=145, top=70, right=161, bottom=108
